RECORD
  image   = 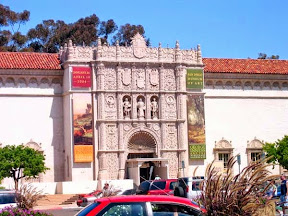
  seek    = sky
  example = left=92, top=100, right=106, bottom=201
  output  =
left=2, top=0, right=288, bottom=59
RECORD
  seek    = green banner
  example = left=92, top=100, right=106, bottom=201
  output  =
left=189, top=144, right=206, bottom=159
left=187, top=94, right=206, bottom=159
left=186, top=69, right=204, bottom=89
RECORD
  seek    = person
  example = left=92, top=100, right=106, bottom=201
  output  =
left=151, top=98, right=158, bottom=119
left=123, top=98, right=131, bottom=118
left=266, top=180, right=277, bottom=199
left=102, top=182, right=111, bottom=197
left=154, top=175, right=161, bottom=180
left=280, top=175, right=288, bottom=213
left=137, top=98, right=145, bottom=119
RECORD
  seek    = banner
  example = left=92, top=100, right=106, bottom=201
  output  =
left=72, top=66, right=91, bottom=88
left=186, top=69, right=204, bottom=89
left=73, top=93, right=93, bottom=162
left=187, top=94, right=206, bottom=159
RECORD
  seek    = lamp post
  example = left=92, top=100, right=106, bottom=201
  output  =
left=237, top=154, right=241, bottom=174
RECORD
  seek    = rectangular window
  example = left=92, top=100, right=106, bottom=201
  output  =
left=251, top=152, right=261, bottom=162
left=218, top=153, right=229, bottom=168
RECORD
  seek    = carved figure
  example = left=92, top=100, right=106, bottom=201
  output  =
left=137, top=98, right=145, bottom=119
left=123, top=98, right=131, bottom=119
left=151, top=98, right=158, bottom=119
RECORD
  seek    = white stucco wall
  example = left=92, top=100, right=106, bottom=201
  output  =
left=0, top=86, right=64, bottom=183
left=189, top=88, right=288, bottom=176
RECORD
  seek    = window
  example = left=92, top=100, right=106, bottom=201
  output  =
left=99, top=203, right=146, bottom=216
left=251, top=152, right=261, bottom=162
left=151, top=203, right=202, bottom=216
left=150, top=181, right=166, bottom=190
left=246, top=138, right=264, bottom=164
left=218, top=153, right=229, bottom=168
left=169, top=182, right=177, bottom=190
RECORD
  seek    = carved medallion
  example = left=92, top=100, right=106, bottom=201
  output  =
left=132, top=33, right=147, bottom=59
left=136, top=70, right=145, bottom=89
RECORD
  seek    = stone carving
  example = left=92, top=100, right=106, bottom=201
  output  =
left=106, top=153, right=119, bottom=180
left=136, top=69, right=145, bottom=89
left=215, top=139, right=232, bottom=148
left=77, top=46, right=93, bottom=59
left=165, top=95, right=176, bottom=119
left=137, top=98, right=146, bottom=119
left=122, top=68, right=131, bottom=86
left=149, top=69, right=159, bottom=86
left=123, top=97, right=131, bottom=119
left=104, top=94, right=117, bottom=119
left=164, top=69, right=176, bottom=90
left=106, top=96, right=115, bottom=108
left=164, top=124, right=177, bottom=149
left=123, top=123, right=132, bottom=131
left=162, top=152, right=178, bottom=178
left=132, top=33, right=147, bottom=59
left=247, top=138, right=263, bottom=149
left=151, top=98, right=158, bottom=119
left=106, top=125, right=118, bottom=150
left=104, top=68, right=116, bottom=90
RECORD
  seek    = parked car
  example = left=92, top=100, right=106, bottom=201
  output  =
left=77, top=189, right=136, bottom=207
left=0, top=189, right=17, bottom=209
left=174, top=176, right=204, bottom=200
left=77, top=190, right=103, bottom=207
left=136, top=179, right=177, bottom=195
left=75, top=195, right=206, bottom=216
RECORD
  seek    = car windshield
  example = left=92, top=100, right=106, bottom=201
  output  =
left=150, top=181, right=166, bottom=190
left=77, top=202, right=100, bottom=216
left=0, top=193, right=16, bottom=204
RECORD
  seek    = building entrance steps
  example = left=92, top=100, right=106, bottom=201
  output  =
left=36, top=194, right=78, bottom=206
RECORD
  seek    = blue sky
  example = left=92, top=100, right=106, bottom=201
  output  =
left=2, top=0, right=288, bottom=59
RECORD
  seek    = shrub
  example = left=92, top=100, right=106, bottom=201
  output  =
left=197, top=156, right=279, bottom=216
left=16, top=183, right=47, bottom=209
left=0, top=206, right=52, bottom=216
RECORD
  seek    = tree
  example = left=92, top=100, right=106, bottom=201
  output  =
left=98, top=19, right=118, bottom=44
left=263, top=135, right=288, bottom=169
left=258, top=53, right=279, bottom=59
left=0, top=4, right=30, bottom=51
left=112, top=23, right=149, bottom=46
left=0, top=145, right=49, bottom=190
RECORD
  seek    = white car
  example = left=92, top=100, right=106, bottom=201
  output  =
left=0, top=189, right=17, bottom=209
left=174, top=177, right=204, bottom=200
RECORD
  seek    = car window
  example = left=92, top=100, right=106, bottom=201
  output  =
left=150, top=181, right=166, bottom=190
left=169, top=182, right=177, bottom=190
left=0, top=193, right=16, bottom=204
left=76, top=202, right=100, bottom=216
left=139, top=181, right=151, bottom=192
left=99, top=203, right=146, bottom=216
left=151, top=203, right=202, bottom=216
left=192, top=182, right=201, bottom=191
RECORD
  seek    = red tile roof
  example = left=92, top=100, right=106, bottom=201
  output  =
left=0, top=52, right=61, bottom=70
left=203, top=58, right=288, bottom=74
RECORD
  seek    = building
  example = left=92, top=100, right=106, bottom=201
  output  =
left=0, top=34, right=287, bottom=192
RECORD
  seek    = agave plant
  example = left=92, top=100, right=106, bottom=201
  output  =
left=197, top=156, right=279, bottom=216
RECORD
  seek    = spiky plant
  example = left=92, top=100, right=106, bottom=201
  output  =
left=16, top=183, right=47, bottom=209
left=197, top=156, right=279, bottom=216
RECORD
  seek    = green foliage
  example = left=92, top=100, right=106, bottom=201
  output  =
left=263, top=135, right=288, bottom=170
left=197, top=156, right=279, bottom=216
left=257, top=53, right=279, bottom=59
left=0, top=145, right=49, bottom=190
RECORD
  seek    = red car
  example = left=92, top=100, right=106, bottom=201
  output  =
left=76, top=190, right=102, bottom=207
left=75, top=195, right=206, bottom=216
left=137, top=179, right=178, bottom=196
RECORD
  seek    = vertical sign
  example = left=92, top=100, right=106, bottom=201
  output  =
left=72, top=66, right=91, bottom=88
left=187, top=94, right=206, bottom=159
left=186, top=69, right=204, bottom=89
left=73, top=93, right=93, bottom=162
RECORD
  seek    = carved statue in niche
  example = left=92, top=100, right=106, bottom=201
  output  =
left=151, top=98, right=158, bottom=119
left=123, top=97, right=131, bottom=119
left=137, top=98, right=145, bottom=119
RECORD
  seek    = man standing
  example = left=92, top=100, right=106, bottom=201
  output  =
left=280, top=175, right=288, bottom=213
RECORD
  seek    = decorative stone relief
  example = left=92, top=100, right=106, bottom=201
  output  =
left=105, top=94, right=117, bottom=119
left=164, top=124, right=177, bottom=149
left=164, top=69, right=176, bottom=90
left=132, top=33, right=147, bottom=59
left=162, top=152, right=178, bottom=178
left=105, top=124, right=118, bottom=150
left=106, top=153, right=119, bottom=180
left=123, top=123, right=132, bottom=131
left=165, top=95, right=177, bottom=119
left=247, top=138, right=263, bottom=149
left=104, top=68, right=116, bottom=90
left=102, top=46, right=116, bottom=59
left=136, top=69, right=145, bottom=90
left=215, top=138, right=232, bottom=149
left=122, top=68, right=131, bottom=86
left=148, top=68, right=159, bottom=91
left=77, top=46, right=93, bottom=59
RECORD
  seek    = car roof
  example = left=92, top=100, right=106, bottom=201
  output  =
left=97, top=195, right=199, bottom=206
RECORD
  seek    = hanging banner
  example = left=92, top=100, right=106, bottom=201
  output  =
left=73, top=93, right=93, bottom=162
left=72, top=66, right=91, bottom=88
left=187, top=94, right=206, bottom=159
left=186, top=69, right=204, bottom=89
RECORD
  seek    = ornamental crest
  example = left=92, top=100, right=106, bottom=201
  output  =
left=150, top=69, right=159, bottom=86
left=136, top=71, right=145, bottom=89
left=131, top=33, right=146, bottom=59
left=122, top=68, right=131, bottom=86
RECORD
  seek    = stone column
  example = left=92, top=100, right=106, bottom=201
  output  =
left=118, top=123, right=125, bottom=179
left=98, top=123, right=108, bottom=179
left=132, top=94, right=137, bottom=119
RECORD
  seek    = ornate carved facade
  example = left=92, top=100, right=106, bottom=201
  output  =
left=60, top=33, right=203, bottom=181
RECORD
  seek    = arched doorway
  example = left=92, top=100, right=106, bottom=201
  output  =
left=126, top=131, right=168, bottom=185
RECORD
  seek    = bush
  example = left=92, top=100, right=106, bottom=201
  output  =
left=197, top=156, right=279, bottom=216
left=16, top=183, right=47, bottom=209
left=0, top=206, right=52, bottom=216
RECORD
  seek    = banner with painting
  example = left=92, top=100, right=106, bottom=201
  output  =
left=187, top=94, right=206, bottom=159
left=73, top=93, right=93, bottom=162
